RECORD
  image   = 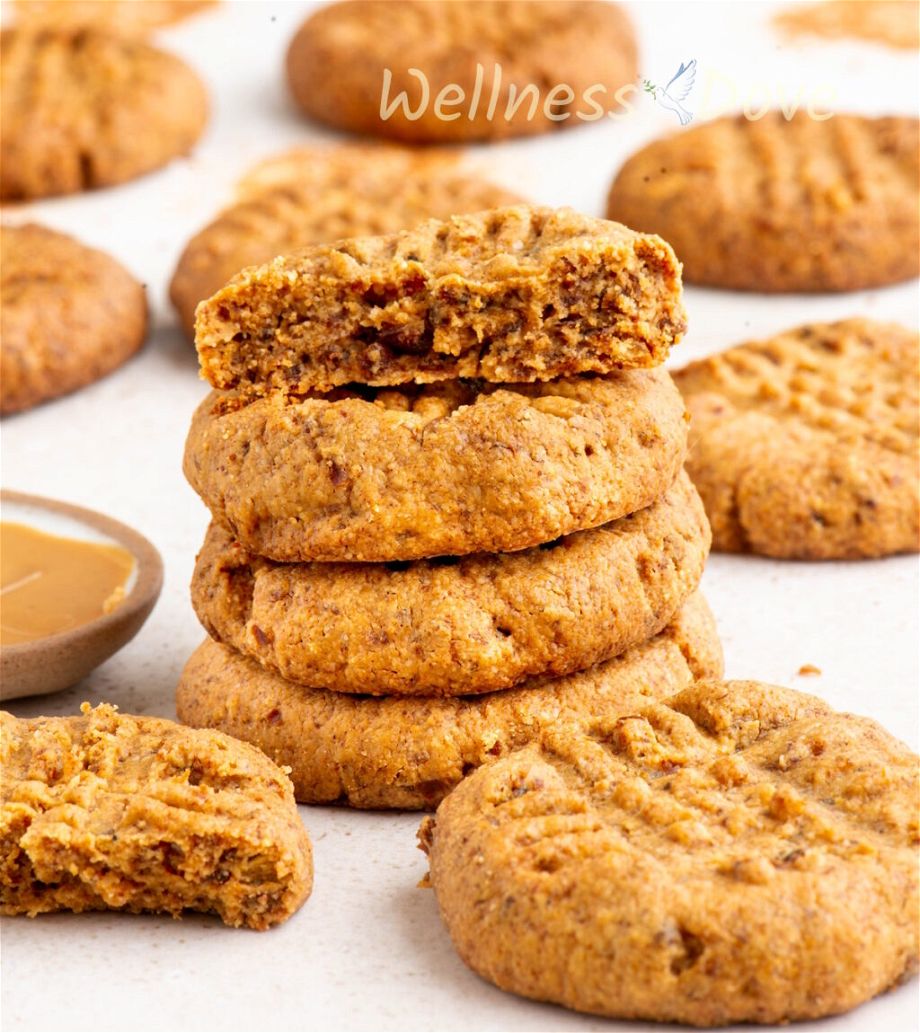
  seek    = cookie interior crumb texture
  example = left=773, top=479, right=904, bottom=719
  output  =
left=421, top=679, right=920, bottom=1025
left=194, top=206, right=686, bottom=396
left=0, top=705, right=313, bottom=930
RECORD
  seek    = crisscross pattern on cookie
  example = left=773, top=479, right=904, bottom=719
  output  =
left=422, top=680, right=919, bottom=1025
left=1, top=27, right=207, bottom=199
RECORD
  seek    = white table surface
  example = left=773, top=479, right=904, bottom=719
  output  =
left=1, top=2, right=918, bottom=1030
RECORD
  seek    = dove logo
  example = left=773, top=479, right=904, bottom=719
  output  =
left=642, top=60, right=697, bottom=125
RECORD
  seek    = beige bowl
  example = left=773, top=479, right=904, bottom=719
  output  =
left=0, top=490, right=163, bottom=702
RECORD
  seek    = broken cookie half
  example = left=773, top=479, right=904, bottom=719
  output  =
left=1, top=704, right=312, bottom=930
left=194, top=205, right=686, bottom=396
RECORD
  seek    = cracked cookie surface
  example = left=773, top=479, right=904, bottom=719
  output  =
left=1, top=704, right=312, bottom=929
left=176, top=593, right=721, bottom=810
left=420, top=679, right=919, bottom=1025
left=606, top=112, right=919, bottom=292
left=1, top=224, right=148, bottom=414
left=286, top=1, right=637, bottom=143
left=183, top=369, right=688, bottom=563
left=674, top=318, right=919, bottom=558
left=1, top=27, right=208, bottom=200
left=170, top=145, right=524, bottom=340
left=191, top=471, right=709, bottom=695
left=195, top=206, right=686, bottom=395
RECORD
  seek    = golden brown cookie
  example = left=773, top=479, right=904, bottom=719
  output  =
left=285, top=1, right=637, bottom=143
left=170, top=145, right=523, bottom=340
left=420, top=680, right=919, bottom=1025
left=674, top=319, right=919, bottom=558
left=184, top=370, right=688, bottom=563
left=195, top=206, right=686, bottom=396
left=1, top=224, right=148, bottom=415
left=0, top=27, right=208, bottom=200
left=0, top=704, right=312, bottom=930
left=191, top=471, right=710, bottom=696
left=774, top=1, right=920, bottom=50
left=13, top=0, right=217, bottom=35
left=606, top=112, right=919, bottom=292
left=176, top=593, right=722, bottom=810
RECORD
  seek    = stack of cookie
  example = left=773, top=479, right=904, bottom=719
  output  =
left=177, top=204, right=721, bottom=809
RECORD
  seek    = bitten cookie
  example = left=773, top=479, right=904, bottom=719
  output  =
left=170, top=145, right=523, bottom=340
left=420, top=680, right=919, bottom=1025
left=192, top=471, right=710, bottom=696
left=176, top=593, right=722, bottom=810
left=606, top=112, right=919, bottom=292
left=674, top=319, right=919, bottom=558
left=1, top=27, right=208, bottom=200
left=1, top=224, right=148, bottom=414
left=184, top=370, right=688, bottom=563
left=286, top=1, right=637, bottom=143
left=0, top=704, right=313, bottom=929
left=195, top=206, right=686, bottom=396
left=13, top=0, right=217, bottom=34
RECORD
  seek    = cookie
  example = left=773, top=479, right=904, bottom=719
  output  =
left=191, top=471, right=709, bottom=696
left=195, top=206, right=686, bottom=396
left=1, top=224, right=148, bottom=414
left=184, top=370, right=688, bottom=563
left=285, top=1, right=637, bottom=143
left=774, top=1, right=920, bottom=50
left=13, top=0, right=217, bottom=35
left=170, top=145, right=523, bottom=340
left=606, top=112, right=919, bottom=292
left=1, top=27, right=208, bottom=200
left=674, top=319, right=919, bottom=558
left=420, top=680, right=919, bottom=1025
left=176, top=593, right=722, bottom=810
left=0, top=704, right=312, bottom=930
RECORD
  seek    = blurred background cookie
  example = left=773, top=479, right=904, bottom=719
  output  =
left=12, top=0, right=218, bottom=35
left=674, top=318, right=919, bottom=559
left=1, top=224, right=147, bottom=414
left=285, top=0, right=637, bottom=143
left=170, top=145, right=524, bottom=340
left=606, top=112, right=919, bottom=292
left=774, top=0, right=920, bottom=50
left=0, top=26, right=208, bottom=200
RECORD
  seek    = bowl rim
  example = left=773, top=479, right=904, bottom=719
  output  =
left=0, top=488, right=164, bottom=658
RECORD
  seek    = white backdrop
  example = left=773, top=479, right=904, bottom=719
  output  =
left=2, top=2, right=918, bottom=1030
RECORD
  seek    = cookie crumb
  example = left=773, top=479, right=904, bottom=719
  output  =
left=797, top=663, right=822, bottom=676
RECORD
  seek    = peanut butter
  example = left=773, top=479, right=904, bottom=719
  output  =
left=0, top=521, right=134, bottom=646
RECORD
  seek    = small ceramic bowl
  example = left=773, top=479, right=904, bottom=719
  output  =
left=0, top=490, right=164, bottom=702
